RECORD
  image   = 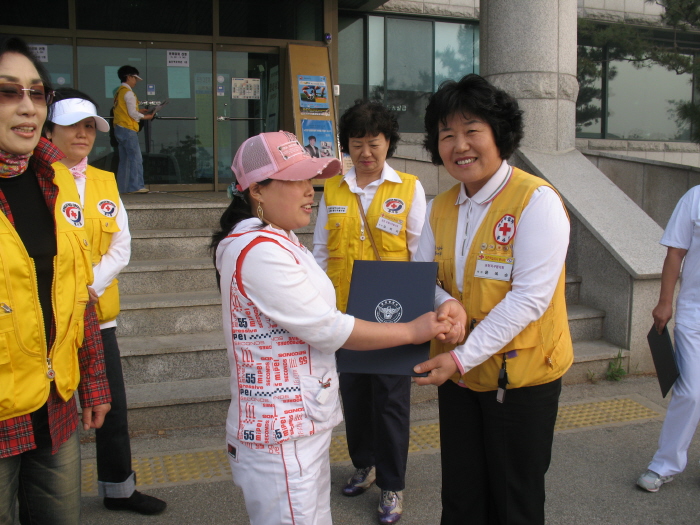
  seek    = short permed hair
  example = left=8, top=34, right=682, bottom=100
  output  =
left=338, top=100, right=400, bottom=158
left=423, top=74, right=524, bottom=165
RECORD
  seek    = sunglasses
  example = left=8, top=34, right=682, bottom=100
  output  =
left=0, top=83, right=55, bottom=106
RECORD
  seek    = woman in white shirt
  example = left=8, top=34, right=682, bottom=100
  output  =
left=45, top=88, right=166, bottom=515
left=413, top=74, right=573, bottom=525
left=312, top=100, right=426, bottom=525
left=211, top=131, right=451, bottom=525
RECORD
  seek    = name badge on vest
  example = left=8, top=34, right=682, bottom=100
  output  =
left=474, top=253, right=513, bottom=281
left=376, top=213, right=403, bottom=236
left=327, top=205, right=347, bottom=214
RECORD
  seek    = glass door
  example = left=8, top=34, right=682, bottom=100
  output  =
left=77, top=42, right=213, bottom=190
left=216, top=48, right=280, bottom=188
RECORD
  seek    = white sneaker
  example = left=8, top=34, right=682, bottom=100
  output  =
left=637, top=470, right=673, bottom=492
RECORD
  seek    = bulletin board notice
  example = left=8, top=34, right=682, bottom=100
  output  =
left=287, top=44, right=340, bottom=185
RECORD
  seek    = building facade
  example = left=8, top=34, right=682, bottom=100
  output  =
left=6, top=1, right=699, bottom=180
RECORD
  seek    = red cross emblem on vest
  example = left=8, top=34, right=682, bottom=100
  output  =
left=494, top=214, right=516, bottom=245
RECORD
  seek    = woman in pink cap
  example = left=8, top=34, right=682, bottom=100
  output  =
left=210, top=131, right=453, bottom=525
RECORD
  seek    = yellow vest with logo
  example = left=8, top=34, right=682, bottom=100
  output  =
left=430, top=167, right=573, bottom=391
left=0, top=163, right=94, bottom=420
left=323, top=171, right=417, bottom=312
left=113, top=85, right=139, bottom=132
left=81, top=164, right=122, bottom=323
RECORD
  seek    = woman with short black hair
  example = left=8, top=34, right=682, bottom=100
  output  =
left=413, top=74, right=573, bottom=525
left=313, top=100, right=427, bottom=524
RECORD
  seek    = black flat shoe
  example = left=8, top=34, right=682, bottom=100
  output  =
left=104, top=490, right=167, bottom=515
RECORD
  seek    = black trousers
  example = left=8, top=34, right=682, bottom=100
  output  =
left=340, top=372, right=411, bottom=491
left=438, top=378, right=562, bottom=525
left=95, top=327, right=133, bottom=487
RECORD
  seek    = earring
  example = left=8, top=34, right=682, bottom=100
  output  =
left=257, top=203, right=264, bottom=222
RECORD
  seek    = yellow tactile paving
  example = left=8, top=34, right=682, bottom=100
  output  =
left=81, top=397, right=662, bottom=494
left=555, top=397, right=660, bottom=431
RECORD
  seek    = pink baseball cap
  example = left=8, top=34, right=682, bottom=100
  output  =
left=232, top=131, right=341, bottom=191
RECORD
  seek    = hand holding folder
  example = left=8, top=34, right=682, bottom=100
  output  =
left=647, top=324, right=680, bottom=398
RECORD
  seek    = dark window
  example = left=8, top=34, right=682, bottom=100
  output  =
left=576, top=43, right=694, bottom=141
left=75, top=0, right=212, bottom=35
left=338, top=16, right=364, bottom=114
left=5, top=2, right=69, bottom=29
left=219, top=0, right=323, bottom=40
left=341, top=14, right=479, bottom=133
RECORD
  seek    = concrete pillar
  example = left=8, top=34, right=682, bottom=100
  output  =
left=480, top=0, right=579, bottom=152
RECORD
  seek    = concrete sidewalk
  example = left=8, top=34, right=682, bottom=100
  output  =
left=79, top=375, right=700, bottom=525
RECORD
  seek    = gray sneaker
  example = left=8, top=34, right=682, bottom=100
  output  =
left=342, top=466, right=376, bottom=496
left=637, top=470, right=674, bottom=492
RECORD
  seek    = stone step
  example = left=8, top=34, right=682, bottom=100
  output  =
left=565, top=339, right=630, bottom=384
left=120, top=338, right=627, bottom=432
left=119, top=258, right=217, bottom=295
left=565, top=274, right=581, bottom=304
left=115, top=302, right=604, bottom=385
left=122, top=377, right=436, bottom=432
left=567, top=303, right=605, bottom=342
left=130, top=228, right=212, bottom=260
left=118, top=331, right=227, bottom=384
left=124, top=377, right=230, bottom=432
left=125, top=201, right=228, bottom=230
left=117, top=291, right=221, bottom=337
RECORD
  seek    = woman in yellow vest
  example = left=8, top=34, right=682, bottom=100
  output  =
left=312, top=100, right=426, bottom=524
left=412, top=75, right=573, bottom=525
left=0, top=36, right=111, bottom=524
left=44, top=88, right=166, bottom=515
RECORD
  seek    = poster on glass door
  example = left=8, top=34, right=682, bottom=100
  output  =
left=231, top=78, right=260, bottom=100
left=298, top=75, right=330, bottom=116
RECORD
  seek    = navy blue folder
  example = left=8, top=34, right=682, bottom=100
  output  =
left=647, top=324, right=680, bottom=398
left=336, top=260, right=438, bottom=376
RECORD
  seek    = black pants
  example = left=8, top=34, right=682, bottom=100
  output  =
left=438, top=378, right=562, bottom=525
left=340, top=373, right=411, bottom=491
left=95, top=327, right=134, bottom=490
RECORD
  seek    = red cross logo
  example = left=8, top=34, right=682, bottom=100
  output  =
left=493, top=214, right=516, bottom=245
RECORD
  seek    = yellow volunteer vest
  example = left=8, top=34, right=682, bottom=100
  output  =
left=323, top=171, right=417, bottom=312
left=0, top=163, right=94, bottom=420
left=113, top=85, right=139, bottom=132
left=81, top=165, right=122, bottom=323
left=430, top=167, right=573, bottom=391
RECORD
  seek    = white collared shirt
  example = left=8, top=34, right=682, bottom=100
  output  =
left=413, top=160, right=570, bottom=373
left=313, top=163, right=426, bottom=269
left=660, top=185, right=700, bottom=330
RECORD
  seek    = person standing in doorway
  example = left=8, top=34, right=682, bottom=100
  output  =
left=113, top=65, right=152, bottom=194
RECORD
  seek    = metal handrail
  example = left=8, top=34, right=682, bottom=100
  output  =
left=155, top=116, right=198, bottom=120
left=217, top=116, right=266, bottom=122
